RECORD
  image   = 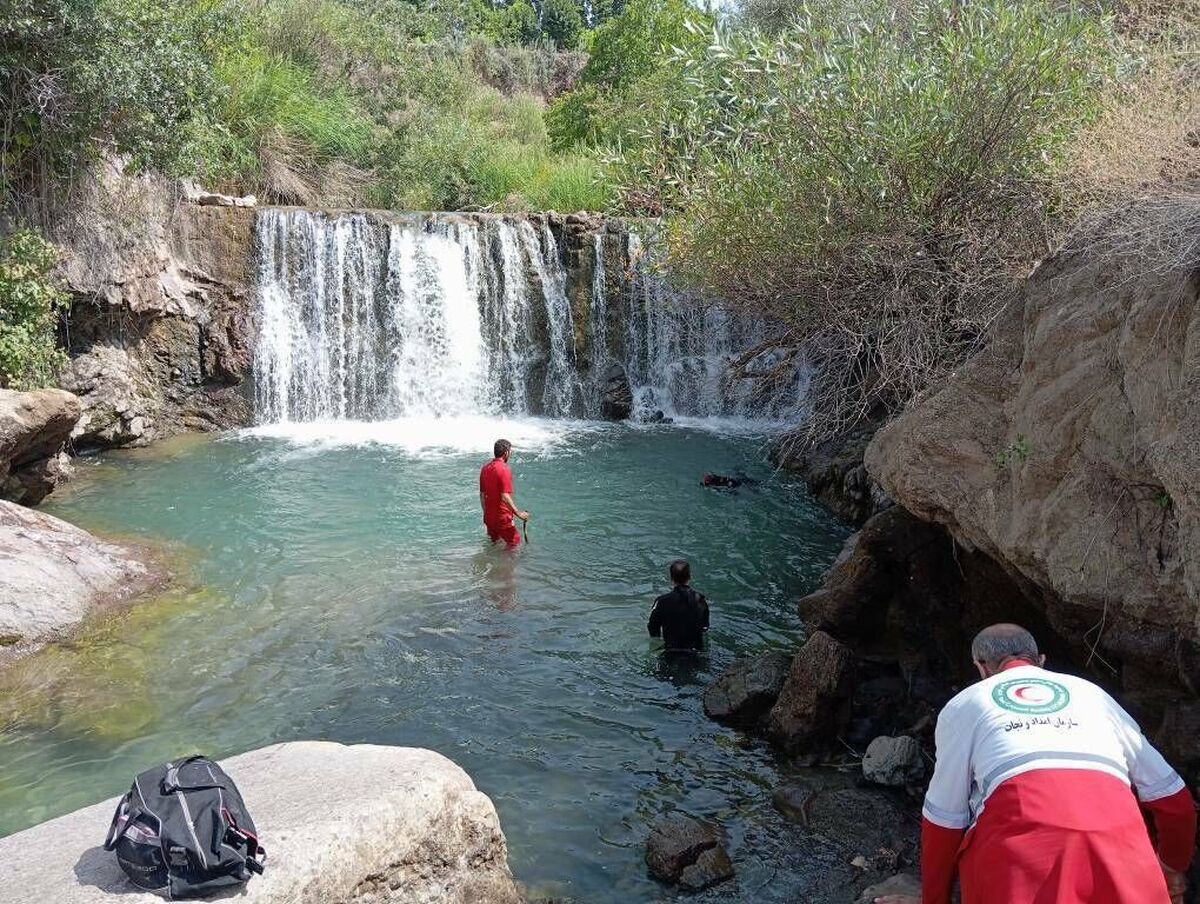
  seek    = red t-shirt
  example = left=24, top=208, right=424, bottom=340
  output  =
left=479, top=457, right=514, bottom=527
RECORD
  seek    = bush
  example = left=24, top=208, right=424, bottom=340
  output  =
left=0, top=230, right=68, bottom=390
left=613, top=0, right=1115, bottom=440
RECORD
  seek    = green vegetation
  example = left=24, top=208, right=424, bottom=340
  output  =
left=1, top=0, right=623, bottom=212
left=0, top=230, right=68, bottom=390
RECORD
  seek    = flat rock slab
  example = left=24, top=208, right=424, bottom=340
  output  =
left=0, top=500, right=158, bottom=645
left=0, top=741, right=521, bottom=904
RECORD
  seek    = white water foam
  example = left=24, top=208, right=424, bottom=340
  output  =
left=238, top=415, right=591, bottom=458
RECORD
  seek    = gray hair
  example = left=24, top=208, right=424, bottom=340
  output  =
left=971, top=623, right=1039, bottom=666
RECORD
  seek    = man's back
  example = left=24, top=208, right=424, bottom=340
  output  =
left=479, top=457, right=513, bottom=526
left=648, top=586, right=709, bottom=651
left=926, top=663, right=1182, bottom=824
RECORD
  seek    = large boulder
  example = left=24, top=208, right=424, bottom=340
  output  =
left=0, top=500, right=158, bottom=647
left=703, top=651, right=793, bottom=725
left=0, top=388, right=81, bottom=504
left=766, top=630, right=856, bottom=756
left=0, top=741, right=521, bottom=904
left=864, top=217, right=1200, bottom=696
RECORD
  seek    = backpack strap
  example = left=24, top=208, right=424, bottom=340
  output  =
left=162, top=756, right=227, bottom=794
left=103, top=796, right=132, bottom=851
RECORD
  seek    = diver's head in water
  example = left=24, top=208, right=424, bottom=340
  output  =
left=494, top=438, right=512, bottom=462
left=669, top=559, right=690, bottom=587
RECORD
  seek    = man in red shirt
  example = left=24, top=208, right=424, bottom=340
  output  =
left=479, top=438, right=529, bottom=547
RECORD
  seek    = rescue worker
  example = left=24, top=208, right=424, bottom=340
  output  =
left=648, top=560, right=709, bottom=651
left=876, top=623, right=1196, bottom=904
left=479, top=438, right=528, bottom=547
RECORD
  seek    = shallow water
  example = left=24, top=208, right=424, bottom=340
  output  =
left=1, top=420, right=854, bottom=901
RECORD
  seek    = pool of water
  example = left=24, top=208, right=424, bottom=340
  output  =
left=0, top=419, right=854, bottom=901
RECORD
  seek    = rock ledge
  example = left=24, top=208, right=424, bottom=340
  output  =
left=0, top=741, right=521, bottom=904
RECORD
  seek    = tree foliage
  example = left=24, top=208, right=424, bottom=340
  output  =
left=0, top=230, right=68, bottom=390
left=612, top=0, right=1116, bottom=440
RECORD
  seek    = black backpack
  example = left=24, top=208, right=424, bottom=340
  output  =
left=104, top=755, right=266, bottom=898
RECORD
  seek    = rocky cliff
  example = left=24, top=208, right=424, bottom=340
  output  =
left=52, top=165, right=255, bottom=449
left=864, top=205, right=1200, bottom=770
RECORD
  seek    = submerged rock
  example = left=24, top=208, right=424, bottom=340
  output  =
left=703, top=651, right=793, bottom=725
left=862, top=736, right=925, bottom=787
left=0, top=741, right=521, bottom=904
left=0, top=500, right=158, bottom=649
left=599, top=363, right=633, bottom=420
left=645, top=814, right=734, bottom=890
left=0, top=388, right=81, bottom=505
left=766, top=630, right=856, bottom=756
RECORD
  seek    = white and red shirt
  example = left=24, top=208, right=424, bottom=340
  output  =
left=920, top=663, right=1196, bottom=904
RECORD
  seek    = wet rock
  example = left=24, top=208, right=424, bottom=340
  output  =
left=766, top=630, right=856, bottom=756
left=0, top=741, right=521, bottom=904
left=805, top=788, right=914, bottom=853
left=703, top=651, right=793, bottom=725
left=862, top=736, right=924, bottom=787
left=645, top=815, right=733, bottom=890
left=0, top=388, right=82, bottom=504
left=771, top=781, right=818, bottom=824
left=0, top=500, right=159, bottom=649
left=678, top=844, right=735, bottom=891
left=600, top=364, right=633, bottom=420
left=771, top=419, right=890, bottom=525
left=856, top=873, right=921, bottom=903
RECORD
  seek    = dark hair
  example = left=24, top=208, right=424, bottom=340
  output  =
left=494, top=438, right=512, bottom=459
left=669, top=559, right=691, bottom=585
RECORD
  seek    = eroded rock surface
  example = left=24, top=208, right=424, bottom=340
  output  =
left=0, top=388, right=81, bottom=504
left=766, top=630, right=856, bottom=756
left=862, top=735, right=924, bottom=788
left=865, top=237, right=1200, bottom=697
left=0, top=741, right=521, bottom=904
left=0, top=500, right=157, bottom=646
left=53, top=164, right=254, bottom=450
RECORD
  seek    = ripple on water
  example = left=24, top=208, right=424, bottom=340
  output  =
left=9, top=424, right=854, bottom=902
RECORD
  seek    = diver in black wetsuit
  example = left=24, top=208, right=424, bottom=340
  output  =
left=700, top=471, right=759, bottom=490
left=648, top=560, right=709, bottom=652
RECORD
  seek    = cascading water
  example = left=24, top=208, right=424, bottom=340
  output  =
left=253, top=208, right=803, bottom=426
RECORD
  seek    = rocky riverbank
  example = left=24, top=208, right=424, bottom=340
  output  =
left=0, top=741, right=521, bottom=903
left=716, top=207, right=1200, bottom=892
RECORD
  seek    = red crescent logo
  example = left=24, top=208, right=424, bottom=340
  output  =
left=1013, top=686, right=1039, bottom=701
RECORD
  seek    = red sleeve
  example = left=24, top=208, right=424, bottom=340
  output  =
left=501, top=463, right=513, bottom=494
left=479, top=465, right=486, bottom=492
left=921, top=817, right=964, bottom=904
left=1144, top=786, right=1197, bottom=872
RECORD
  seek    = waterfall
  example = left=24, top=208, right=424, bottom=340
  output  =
left=253, top=209, right=801, bottom=425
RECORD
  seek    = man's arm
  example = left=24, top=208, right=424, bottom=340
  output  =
left=648, top=598, right=662, bottom=638
left=500, top=492, right=528, bottom=521
left=911, top=701, right=974, bottom=904
left=1108, top=693, right=1197, bottom=874
left=700, top=595, right=710, bottom=631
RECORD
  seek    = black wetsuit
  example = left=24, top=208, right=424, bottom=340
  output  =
left=648, top=585, right=710, bottom=651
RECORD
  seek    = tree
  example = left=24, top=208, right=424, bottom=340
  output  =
left=0, top=230, right=68, bottom=390
left=540, top=0, right=583, bottom=48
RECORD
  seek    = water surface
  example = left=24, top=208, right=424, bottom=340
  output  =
left=1, top=421, right=852, bottom=901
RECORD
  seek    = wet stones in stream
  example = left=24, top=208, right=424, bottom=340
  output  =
left=703, top=650, right=793, bottom=724
left=772, top=779, right=918, bottom=876
left=862, top=735, right=925, bottom=788
left=645, top=815, right=735, bottom=891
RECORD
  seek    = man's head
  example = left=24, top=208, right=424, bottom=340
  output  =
left=494, top=438, right=512, bottom=461
left=971, top=623, right=1045, bottom=678
left=669, top=559, right=691, bottom=586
